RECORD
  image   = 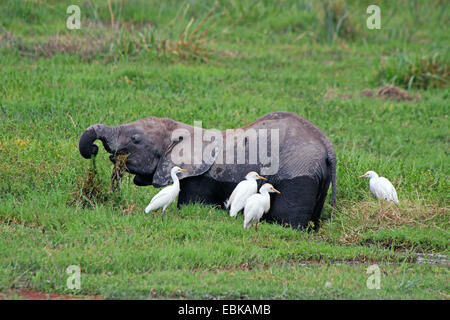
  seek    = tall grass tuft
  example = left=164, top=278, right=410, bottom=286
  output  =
left=318, top=0, right=357, bottom=43
left=377, top=52, right=449, bottom=90
left=161, top=7, right=216, bottom=62
left=108, top=5, right=218, bottom=62
left=102, top=4, right=218, bottom=62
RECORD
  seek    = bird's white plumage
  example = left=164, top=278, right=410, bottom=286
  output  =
left=360, top=170, right=398, bottom=203
left=243, top=194, right=267, bottom=229
left=145, top=185, right=178, bottom=212
left=225, top=171, right=266, bottom=217
left=144, top=166, right=186, bottom=213
left=227, top=180, right=257, bottom=216
left=243, top=183, right=280, bottom=230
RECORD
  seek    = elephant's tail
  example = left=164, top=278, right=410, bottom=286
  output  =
left=328, top=154, right=337, bottom=212
left=224, top=199, right=231, bottom=209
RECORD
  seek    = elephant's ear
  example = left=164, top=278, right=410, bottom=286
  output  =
left=152, top=125, right=223, bottom=187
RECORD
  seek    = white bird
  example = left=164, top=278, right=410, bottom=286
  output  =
left=243, top=183, right=280, bottom=231
left=359, top=170, right=399, bottom=203
left=225, top=171, right=266, bottom=217
left=145, top=166, right=187, bottom=214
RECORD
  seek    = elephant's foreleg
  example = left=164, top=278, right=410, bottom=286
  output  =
left=177, top=176, right=225, bottom=207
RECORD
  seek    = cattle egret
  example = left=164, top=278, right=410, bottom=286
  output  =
left=145, top=166, right=187, bottom=213
left=359, top=170, right=399, bottom=203
left=243, top=183, right=280, bottom=231
left=225, top=171, right=266, bottom=217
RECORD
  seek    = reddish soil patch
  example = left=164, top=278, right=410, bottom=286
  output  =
left=3, top=289, right=102, bottom=300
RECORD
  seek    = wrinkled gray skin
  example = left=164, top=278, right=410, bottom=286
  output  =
left=79, top=112, right=336, bottom=229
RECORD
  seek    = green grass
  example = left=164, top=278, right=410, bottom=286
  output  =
left=0, top=0, right=448, bottom=299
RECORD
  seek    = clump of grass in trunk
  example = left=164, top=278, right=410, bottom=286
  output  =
left=109, top=154, right=142, bottom=214
left=69, top=157, right=109, bottom=209
left=69, top=154, right=129, bottom=208
left=377, top=53, right=449, bottom=90
left=111, top=154, right=128, bottom=192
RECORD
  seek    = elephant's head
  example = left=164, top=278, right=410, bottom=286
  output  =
left=78, top=117, right=221, bottom=187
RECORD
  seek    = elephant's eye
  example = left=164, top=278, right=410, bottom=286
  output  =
left=131, top=134, right=142, bottom=144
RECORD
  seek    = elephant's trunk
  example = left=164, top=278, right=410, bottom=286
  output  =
left=79, top=124, right=119, bottom=159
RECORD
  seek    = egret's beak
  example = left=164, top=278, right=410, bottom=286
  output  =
left=180, top=169, right=188, bottom=173
left=257, top=175, right=267, bottom=180
left=271, top=187, right=281, bottom=194
left=358, top=173, right=368, bottom=178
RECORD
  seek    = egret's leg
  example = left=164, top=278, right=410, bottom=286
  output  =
left=157, top=209, right=162, bottom=220
left=255, top=222, right=258, bottom=232
left=161, top=206, right=168, bottom=222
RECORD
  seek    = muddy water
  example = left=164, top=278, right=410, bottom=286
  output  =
left=294, top=253, right=449, bottom=266
left=415, top=253, right=449, bottom=266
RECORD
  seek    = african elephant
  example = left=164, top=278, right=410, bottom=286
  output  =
left=78, top=111, right=337, bottom=229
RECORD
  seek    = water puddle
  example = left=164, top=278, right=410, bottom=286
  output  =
left=415, top=253, right=449, bottom=266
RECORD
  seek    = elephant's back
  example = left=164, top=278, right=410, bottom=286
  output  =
left=277, top=125, right=329, bottom=181
left=208, top=112, right=333, bottom=183
left=257, top=112, right=331, bottom=180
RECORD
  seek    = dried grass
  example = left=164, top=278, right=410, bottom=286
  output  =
left=324, top=85, right=419, bottom=102
left=360, top=85, right=419, bottom=101
left=7, top=34, right=107, bottom=62
left=327, top=200, right=448, bottom=245
left=69, top=154, right=129, bottom=208
left=69, top=167, right=108, bottom=209
left=323, top=88, right=351, bottom=101
left=1, top=5, right=218, bottom=63
left=376, top=85, right=415, bottom=101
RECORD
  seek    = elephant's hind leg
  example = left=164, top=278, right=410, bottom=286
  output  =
left=265, top=176, right=319, bottom=230
left=311, top=179, right=331, bottom=230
